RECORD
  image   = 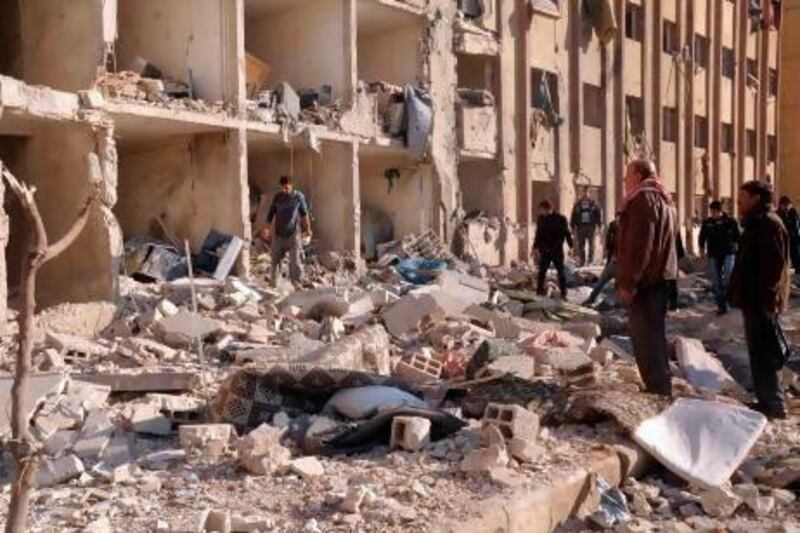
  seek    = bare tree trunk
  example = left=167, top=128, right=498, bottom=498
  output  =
left=1, top=166, right=94, bottom=533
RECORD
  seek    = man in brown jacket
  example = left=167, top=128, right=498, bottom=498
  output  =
left=616, top=160, right=678, bottom=396
left=728, top=180, right=791, bottom=419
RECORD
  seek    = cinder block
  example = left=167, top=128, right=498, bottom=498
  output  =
left=37, top=454, right=85, bottom=487
left=394, top=353, right=443, bottom=384
left=179, top=424, right=233, bottom=456
left=482, top=403, right=540, bottom=442
left=390, top=416, right=431, bottom=452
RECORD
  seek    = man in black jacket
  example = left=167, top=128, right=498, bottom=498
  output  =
left=729, top=181, right=791, bottom=419
left=777, top=196, right=800, bottom=271
left=534, top=200, right=573, bottom=299
left=699, top=200, right=740, bottom=314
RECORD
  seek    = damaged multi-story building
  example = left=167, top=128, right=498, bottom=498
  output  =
left=0, top=0, right=784, bottom=319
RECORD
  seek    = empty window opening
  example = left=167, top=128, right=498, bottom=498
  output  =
left=663, top=107, right=679, bottom=143
left=582, top=84, right=604, bottom=129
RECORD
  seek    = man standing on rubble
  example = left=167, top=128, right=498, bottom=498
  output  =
left=261, top=175, right=312, bottom=287
left=616, top=160, right=678, bottom=397
left=534, top=200, right=573, bottom=299
left=699, top=200, right=740, bottom=315
left=729, top=181, right=791, bottom=420
left=570, top=186, right=603, bottom=266
left=777, top=196, right=800, bottom=272
left=584, top=213, right=619, bottom=306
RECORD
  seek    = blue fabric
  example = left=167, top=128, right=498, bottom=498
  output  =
left=394, top=258, right=447, bottom=284
left=709, top=254, right=736, bottom=312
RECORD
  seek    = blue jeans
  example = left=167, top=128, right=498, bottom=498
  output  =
left=586, top=261, right=616, bottom=303
left=709, top=254, right=735, bottom=312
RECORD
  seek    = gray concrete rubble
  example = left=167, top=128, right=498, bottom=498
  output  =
left=0, top=229, right=797, bottom=533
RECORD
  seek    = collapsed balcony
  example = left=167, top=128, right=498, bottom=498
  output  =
left=103, top=0, right=238, bottom=114
left=114, top=123, right=247, bottom=282
left=244, top=0, right=351, bottom=129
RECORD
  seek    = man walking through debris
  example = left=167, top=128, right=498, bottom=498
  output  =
left=261, top=175, right=311, bottom=287
left=570, top=186, right=602, bottom=266
left=698, top=200, right=740, bottom=315
left=584, top=213, right=619, bottom=306
left=777, top=196, right=800, bottom=272
left=617, top=159, right=678, bottom=397
left=534, top=200, right=573, bottom=299
left=729, top=181, right=791, bottom=419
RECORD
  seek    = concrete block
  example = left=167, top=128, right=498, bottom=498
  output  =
left=303, top=416, right=341, bottom=454
left=46, top=331, right=109, bottom=356
left=156, top=310, right=215, bottom=347
left=44, top=430, right=78, bottom=456
left=74, top=372, right=199, bottom=393
left=390, top=416, right=431, bottom=452
left=37, top=454, right=85, bottom=487
left=73, top=408, right=113, bottom=460
left=394, top=353, right=443, bottom=384
left=487, top=355, right=535, bottom=379
left=482, top=403, right=540, bottom=442
left=236, top=423, right=290, bottom=475
left=507, top=437, right=544, bottom=464
left=179, top=424, right=233, bottom=456
left=78, top=90, right=106, bottom=109
left=460, top=444, right=509, bottom=473
left=130, top=402, right=172, bottom=435
left=100, top=436, right=133, bottom=467
left=198, top=509, right=231, bottom=533
left=289, top=457, right=325, bottom=479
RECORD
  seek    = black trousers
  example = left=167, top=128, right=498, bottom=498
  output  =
left=629, top=283, right=672, bottom=396
left=537, top=250, right=567, bottom=297
left=742, top=309, right=788, bottom=414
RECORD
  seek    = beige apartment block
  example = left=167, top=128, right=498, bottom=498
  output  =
left=0, top=0, right=784, bottom=316
left=779, top=0, right=799, bottom=200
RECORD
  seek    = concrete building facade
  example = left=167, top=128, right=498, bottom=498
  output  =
left=0, top=0, right=784, bottom=316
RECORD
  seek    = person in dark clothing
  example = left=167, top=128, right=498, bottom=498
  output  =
left=261, top=175, right=312, bottom=287
left=728, top=181, right=792, bottom=420
left=617, top=160, right=678, bottom=397
left=777, top=196, right=800, bottom=271
left=570, top=187, right=603, bottom=266
left=699, top=200, right=741, bottom=314
left=534, top=200, right=573, bottom=299
left=584, top=214, right=619, bottom=305
left=667, top=230, right=686, bottom=311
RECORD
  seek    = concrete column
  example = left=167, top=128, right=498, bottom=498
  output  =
left=344, top=0, right=358, bottom=104
left=0, top=160, right=7, bottom=334
left=684, top=0, right=696, bottom=250
left=613, top=0, right=626, bottom=208
left=779, top=0, right=800, bottom=198
left=558, top=0, right=579, bottom=215
left=756, top=0, right=771, bottom=181
left=710, top=0, right=723, bottom=200
left=642, top=0, right=657, bottom=162
left=602, top=42, right=616, bottom=220
left=314, top=141, right=360, bottom=256
left=222, top=0, right=246, bottom=114
left=735, top=0, right=749, bottom=194
left=513, top=0, right=531, bottom=261
left=568, top=0, right=583, bottom=177
left=652, top=0, right=663, bottom=168
left=427, top=0, right=459, bottom=242
left=676, top=0, right=688, bottom=227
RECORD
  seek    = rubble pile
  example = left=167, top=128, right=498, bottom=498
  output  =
left=0, top=231, right=797, bottom=532
left=94, top=70, right=229, bottom=115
